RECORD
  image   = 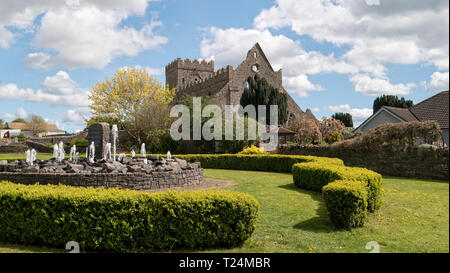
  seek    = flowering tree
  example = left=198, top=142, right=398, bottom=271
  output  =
left=319, top=117, right=347, bottom=144
left=88, top=67, right=175, bottom=144
left=289, top=118, right=322, bottom=145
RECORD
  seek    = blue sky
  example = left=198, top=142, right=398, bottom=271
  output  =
left=0, top=0, right=448, bottom=133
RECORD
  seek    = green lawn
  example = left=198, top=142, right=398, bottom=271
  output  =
left=0, top=169, right=448, bottom=253
left=201, top=170, right=448, bottom=253
left=0, top=153, right=54, bottom=161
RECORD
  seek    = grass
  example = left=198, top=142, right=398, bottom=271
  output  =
left=202, top=170, right=449, bottom=253
left=0, top=153, right=54, bottom=161
left=0, top=169, right=448, bottom=253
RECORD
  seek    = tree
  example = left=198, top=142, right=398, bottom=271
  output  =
left=12, top=118, right=26, bottom=123
left=240, top=75, right=288, bottom=125
left=0, top=119, right=4, bottom=129
left=373, top=95, right=413, bottom=113
left=289, top=118, right=322, bottom=145
left=319, top=117, right=347, bottom=144
left=332, top=112, right=353, bottom=127
left=88, top=67, right=175, bottom=144
left=27, top=115, right=47, bottom=136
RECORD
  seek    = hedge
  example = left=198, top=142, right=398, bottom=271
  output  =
left=0, top=181, right=259, bottom=252
left=292, top=162, right=382, bottom=212
left=174, top=154, right=344, bottom=172
left=322, top=180, right=368, bottom=228
left=292, top=162, right=382, bottom=228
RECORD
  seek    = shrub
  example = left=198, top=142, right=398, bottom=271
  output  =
left=320, top=117, right=347, bottom=144
left=69, top=138, right=88, bottom=147
left=327, top=131, right=341, bottom=144
left=342, top=120, right=442, bottom=151
left=0, top=181, right=259, bottom=252
left=289, top=118, right=322, bottom=145
left=292, top=162, right=382, bottom=212
left=323, top=180, right=368, bottom=228
left=238, top=145, right=268, bottom=155
left=17, top=133, right=25, bottom=142
left=175, top=154, right=343, bottom=173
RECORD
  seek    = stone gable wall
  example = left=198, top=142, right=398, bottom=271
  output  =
left=166, top=44, right=311, bottom=124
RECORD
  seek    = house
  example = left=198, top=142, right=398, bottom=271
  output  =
left=262, top=126, right=296, bottom=147
left=354, top=91, right=449, bottom=145
left=1, top=122, right=66, bottom=138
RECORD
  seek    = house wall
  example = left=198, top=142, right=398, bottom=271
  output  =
left=356, top=110, right=403, bottom=133
left=0, top=130, right=21, bottom=138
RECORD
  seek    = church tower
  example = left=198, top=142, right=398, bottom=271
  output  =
left=165, top=58, right=215, bottom=90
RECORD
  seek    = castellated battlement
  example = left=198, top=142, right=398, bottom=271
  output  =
left=177, top=65, right=233, bottom=93
left=165, top=57, right=215, bottom=72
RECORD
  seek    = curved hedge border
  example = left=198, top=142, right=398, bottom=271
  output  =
left=174, top=154, right=344, bottom=172
left=292, top=162, right=382, bottom=228
left=0, top=181, right=259, bottom=252
left=176, top=154, right=381, bottom=229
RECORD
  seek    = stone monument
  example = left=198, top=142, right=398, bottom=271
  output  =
left=87, top=123, right=110, bottom=160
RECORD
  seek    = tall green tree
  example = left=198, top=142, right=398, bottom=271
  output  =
left=373, top=95, right=413, bottom=113
left=240, top=75, right=288, bottom=125
left=332, top=112, right=353, bottom=127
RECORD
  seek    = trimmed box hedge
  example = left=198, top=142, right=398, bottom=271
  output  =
left=0, top=181, right=259, bottom=252
left=292, top=161, right=382, bottom=228
left=175, top=154, right=344, bottom=172
left=322, top=180, right=368, bottom=228
left=292, top=162, right=382, bottom=212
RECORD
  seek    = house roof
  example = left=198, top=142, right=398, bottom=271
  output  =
left=278, top=126, right=296, bottom=134
left=266, top=126, right=296, bottom=134
left=5, top=122, right=62, bottom=131
left=383, top=106, right=418, bottom=122
left=409, top=91, right=449, bottom=129
left=354, top=90, right=449, bottom=132
left=5, top=122, right=29, bottom=130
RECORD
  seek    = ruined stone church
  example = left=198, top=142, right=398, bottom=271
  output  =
left=165, top=43, right=316, bottom=125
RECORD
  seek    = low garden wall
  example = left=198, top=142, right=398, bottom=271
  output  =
left=0, top=143, right=28, bottom=153
left=278, top=144, right=449, bottom=181
left=0, top=168, right=203, bottom=191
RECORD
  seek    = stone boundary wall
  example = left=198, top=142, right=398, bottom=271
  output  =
left=28, top=131, right=88, bottom=144
left=277, top=144, right=449, bottom=181
left=0, top=168, right=203, bottom=191
left=0, top=144, right=28, bottom=153
left=24, top=141, right=53, bottom=153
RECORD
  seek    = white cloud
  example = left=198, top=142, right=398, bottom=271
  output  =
left=3, top=113, right=16, bottom=120
left=0, top=71, right=90, bottom=107
left=2, top=107, right=29, bottom=121
left=26, top=6, right=167, bottom=69
left=254, top=0, right=449, bottom=73
left=64, top=109, right=82, bottom=123
left=328, top=104, right=372, bottom=124
left=283, top=75, right=323, bottom=97
left=16, top=107, right=28, bottom=119
left=423, top=71, right=449, bottom=92
left=22, top=52, right=52, bottom=69
left=0, top=1, right=167, bottom=68
left=349, top=74, right=415, bottom=96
